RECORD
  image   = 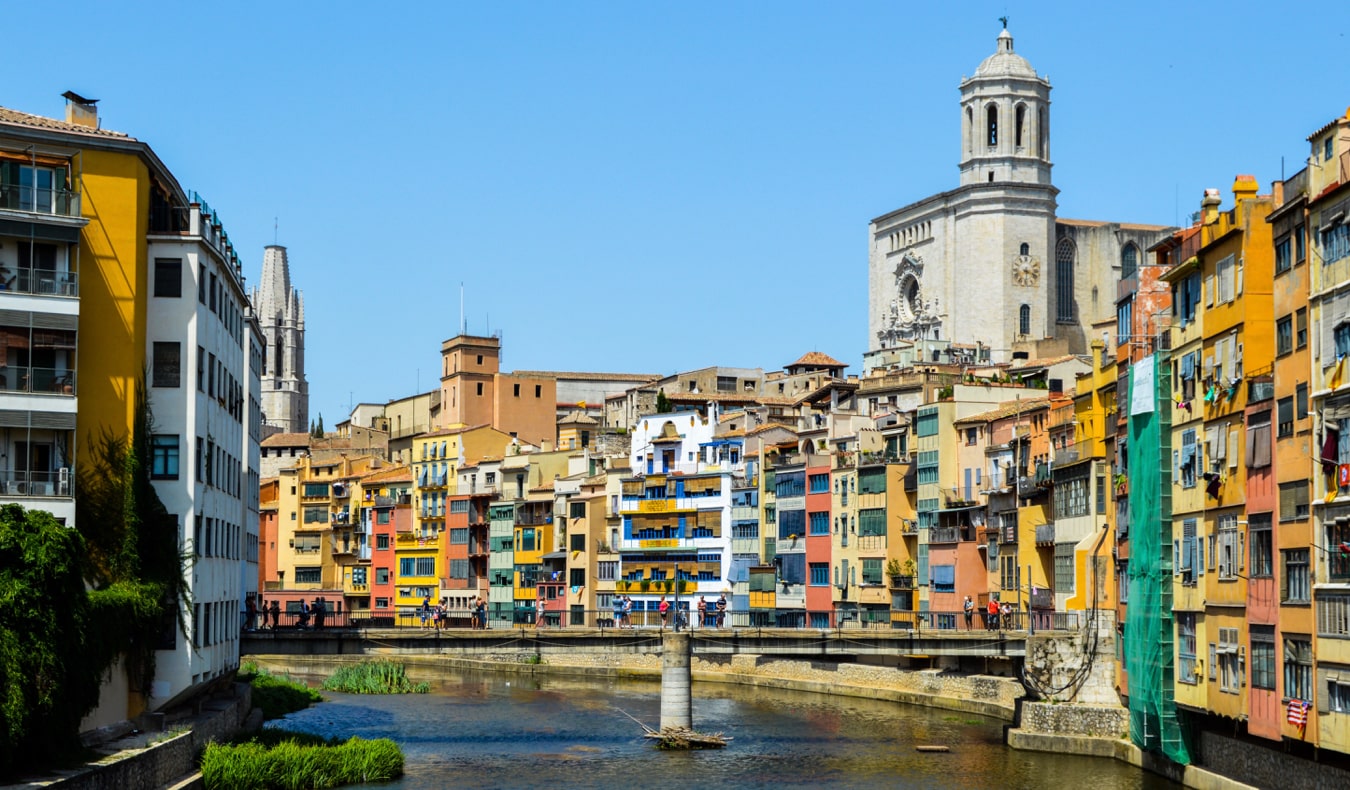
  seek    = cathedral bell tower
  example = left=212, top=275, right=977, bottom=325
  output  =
left=958, top=28, right=1052, bottom=187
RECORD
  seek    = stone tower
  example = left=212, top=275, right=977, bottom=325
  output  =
left=251, top=245, right=308, bottom=434
left=958, top=28, right=1053, bottom=188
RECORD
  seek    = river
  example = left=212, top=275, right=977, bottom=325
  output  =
left=269, top=669, right=1175, bottom=789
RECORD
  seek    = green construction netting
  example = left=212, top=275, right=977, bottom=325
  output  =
left=1124, top=353, right=1191, bottom=765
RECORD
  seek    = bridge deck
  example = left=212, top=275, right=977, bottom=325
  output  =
left=242, top=626, right=1050, bottom=658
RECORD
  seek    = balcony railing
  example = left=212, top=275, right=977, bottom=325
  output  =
left=0, top=467, right=72, bottom=497
left=1035, top=523, right=1055, bottom=545
left=0, top=270, right=79, bottom=297
left=929, top=526, right=961, bottom=544
left=0, top=184, right=81, bottom=217
left=0, top=366, right=76, bottom=395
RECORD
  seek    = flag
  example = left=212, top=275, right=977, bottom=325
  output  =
left=1332, top=356, right=1348, bottom=391
left=1287, top=698, right=1309, bottom=727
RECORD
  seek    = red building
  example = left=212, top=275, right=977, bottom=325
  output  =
left=805, top=461, right=834, bottom=626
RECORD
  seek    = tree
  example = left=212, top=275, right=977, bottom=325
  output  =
left=316, top=414, right=325, bottom=437
left=656, top=389, right=672, bottom=414
left=0, top=505, right=99, bottom=775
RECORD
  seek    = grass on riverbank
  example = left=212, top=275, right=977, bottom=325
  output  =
left=238, top=662, right=323, bottom=720
left=200, top=730, right=403, bottom=790
left=321, top=660, right=430, bottom=694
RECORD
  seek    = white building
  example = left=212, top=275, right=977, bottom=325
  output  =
left=146, top=203, right=262, bottom=704
left=867, top=27, right=1169, bottom=371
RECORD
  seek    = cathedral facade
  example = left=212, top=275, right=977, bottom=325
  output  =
left=867, top=28, right=1170, bottom=367
left=251, top=244, right=309, bottom=434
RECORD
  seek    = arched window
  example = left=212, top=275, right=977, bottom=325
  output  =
left=1019, top=304, right=1031, bottom=336
left=1038, top=108, right=1048, bottom=159
left=987, top=104, right=998, bottom=149
left=1121, top=242, right=1139, bottom=279
left=1056, top=238, right=1076, bottom=323
left=1015, top=104, right=1026, bottom=149
left=1019, top=242, right=1030, bottom=256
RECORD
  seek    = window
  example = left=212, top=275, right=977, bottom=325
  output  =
left=1121, top=243, right=1138, bottom=279
left=1215, top=254, right=1236, bottom=304
left=1327, top=137, right=1336, bottom=162
left=1279, top=482, right=1309, bottom=523
left=1055, top=238, right=1075, bottom=323
left=451, top=560, right=471, bottom=579
left=1297, top=383, right=1309, bottom=421
left=1285, top=637, right=1313, bottom=701
left=376, top=534, right=390, bottom=549
left=1277, top=316, right=1293, bottom=356
left=569, top=501, right=586, bottom=519
left=1246, top=626, right=1276, bottom=690
left=1296, top=224, right=1307, bottom=262
left=535, top=385, right=542, bottom=398
left=415, top=557, right=436, bottom=576
left=597, top=561, right=617, bottom=581
left=450, top=528, right=469, bottom=544
left=294, top=567, right=321, bottom=585
left=1249, top=514, right=1272, bottom=577
left=376, top=568, right=389, bottom=584
left=858, top=508, right=885, bottom=537
left=154, top=258, right=182, bottom=297
left=302, top=507, right=328, bottom=524
left=808, top=474, right=829, bottom=493
left=986, top=103, right=998, bottom=148
left=399, top=558, right=416, bottom=577
left=1216, top=515, right=1241, bottom=580
left=1177, top=613, right=1197, bottom=684
left=932, top=564, right=956, bottom=593
left=1332, top=679, right=1350, bottom=713
left=1216, top=626, right=1243, bottom=693
left=1054, top=543, right=1075, bottom=593
left=1277, top=398, right=1294, bottom=438
left=570, top=533, right=585, bottom=551
left=809, top=563, right=830, bottom=586
left=862, top=558, right=882, bottom=585
left=1296, top=307, right=1308, bottom=349
left=1283, top=549, right=1310, bottom=602
left=1180, top=429, right=1198, bottom=488
left=1275, top=236, right=1292, bottom=274
left=1317, top=594, right=1350, bottom=637
left=151, top=435, right=179, bottom=479
left=152, top=342, right=181, bottom=388
left=1019, top=304, right=1030, bottom=336
left=808, top=511, right=829, bottom=535
left=449, top=499, right=469, bottom=514
left=1000, top=555, right=1020, bottom=593
left=1323, top=222, right=1350, bottom=264
left=1338, top=324, right=1350, bottom=358
left=1330, top=521, right=1350, bottom=581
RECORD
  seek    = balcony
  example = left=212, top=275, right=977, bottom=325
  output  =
left=0, top=467, right=72, bottom=497
left=1053, top=441, right=1092, bottom=467
left=0, top=366, right=76, bottom=395
left=929, top=526, right=961, bottom=544
left=468, top=540, right=489, bottom=557
left=1035, top=523, right=1055, bottom=546
left=343, top=579, right=370, bottom=596
left=999, top=523, right=1017, bottom=544
left=888, top=575, right=915, bottom=590
left=1030, top=586, right=1054, bottom=610
left=0, top=181, right=81, bottom=219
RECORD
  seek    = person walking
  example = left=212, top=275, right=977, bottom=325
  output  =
left=963, top=596, right=974, bottom=630
left=658, top=595, right=670, bottom=628
left=420, top=596, right=431, bottom=629
left=269, top=599, right=281, bottom=630
left=986, top=597, right=999, bottom=631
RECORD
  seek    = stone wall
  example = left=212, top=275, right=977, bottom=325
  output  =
left=1019, top=701, right=1128, bottom=738
left=1196, top=730, right=1350, bottom=790
left=50, top=685, right=252, bottom=790
left=1023, top=610, right=1119, bottom=704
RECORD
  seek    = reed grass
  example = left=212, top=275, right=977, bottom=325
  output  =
left=321, top=660, right=430, bottom=694
left=200, top=730, right=403, bottom=790
left=238, top=664, right=324, bottom=719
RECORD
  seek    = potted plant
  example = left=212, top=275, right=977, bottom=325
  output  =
left=889, top=559, right=916, bottom=589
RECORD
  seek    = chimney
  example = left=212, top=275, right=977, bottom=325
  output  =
left=1232, top=174, right=1259, bottom=200
left=1201, top=188, right=1222, bottom=225
left=61, top=91, right=99, bottom=129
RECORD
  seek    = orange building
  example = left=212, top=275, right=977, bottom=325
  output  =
left=437, top=334, right=557, bottom=446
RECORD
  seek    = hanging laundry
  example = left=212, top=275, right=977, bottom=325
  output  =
left=1287, top=698, right=1310, bottom=727
left=1204, top=473, right=1221, bottom=499
left=1323, top=427, right=1341, bottom=473
left=1331, top=356, right=1348, bottom=391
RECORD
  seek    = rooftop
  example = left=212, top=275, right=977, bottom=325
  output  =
left=0, top=104, right=131, bottom=139
left=788, top=351, right=846, bottom=369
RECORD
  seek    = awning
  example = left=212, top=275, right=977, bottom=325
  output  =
left=541, top=551, right=567, bottom=560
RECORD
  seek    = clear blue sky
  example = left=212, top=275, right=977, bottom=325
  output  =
left=8, top=2, right=1347, bottom=423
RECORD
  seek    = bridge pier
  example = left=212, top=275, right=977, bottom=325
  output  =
left=661, top=631, right=692, bottom=730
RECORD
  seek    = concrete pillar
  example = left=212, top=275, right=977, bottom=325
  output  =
left=661, top=631, right=692, bottom=731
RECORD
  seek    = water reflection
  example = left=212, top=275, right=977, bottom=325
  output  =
left=269, top=670, right=1174, bottom=789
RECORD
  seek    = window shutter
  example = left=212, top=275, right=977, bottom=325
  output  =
left=1205, top=273, right=1214, bottom=306
left=1239, top=529, right=1245, bottom=571
left=1198, top=537, right=1205, bottom=575
left=1209, top=644, right=1217, bottom=681
left=1280, top=555, right=1289, bottom=601
left=1229, top=428, right=1239, bottom=470
left=1174, top=540, right=1181, bottom=574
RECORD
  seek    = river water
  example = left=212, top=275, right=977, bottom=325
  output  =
left=270, top=669, right=1174, bottom=790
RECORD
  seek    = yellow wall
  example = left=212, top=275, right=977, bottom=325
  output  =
left=75, top=149, right=151, bottom=447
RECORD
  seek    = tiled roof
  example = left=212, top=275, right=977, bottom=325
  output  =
left=418, top=423, right=491, bottom=438
left=789, top=351, right=846, bottom=369
left=1057, top=217, right=1172, bottom=232
left=1008, top=355, right=1085, bottom=371
left=510, top=370, right=660, bottom=382
left=667, top=392, right=759, bottom=403
left=261, top=432, right=312, bottom=447
left=361, top=465, right=411, bottom=483
left=0, top=105, right=131, bottom=139
left=746, top=423, right=796, bottom=436
left=558, top=410, right=599, bottom=425
left=952, top=396, right=1051, bottom=425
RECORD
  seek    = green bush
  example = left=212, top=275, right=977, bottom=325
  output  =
left=241, top=667, right=323, bottom=720
left=321, top=661, right=429, bottom=695
left=201, top=731, right=403, bottom=790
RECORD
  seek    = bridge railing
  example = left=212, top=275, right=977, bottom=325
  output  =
left=241, top=607, right=1080, bottom=634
